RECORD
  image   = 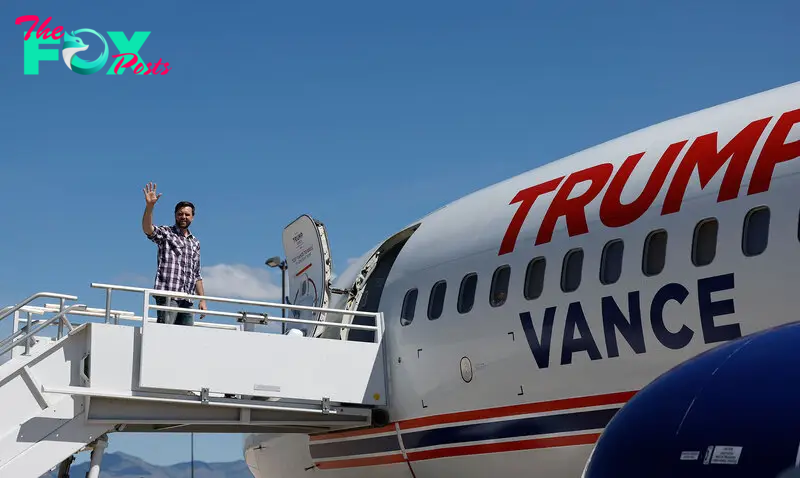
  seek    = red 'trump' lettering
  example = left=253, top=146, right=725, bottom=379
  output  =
left=499, top=107, right=800, bottom=255
left=535, top=163, right=614, bottom=245
left=748, top=109, right=800, bottom=195
left=499, top=177, right=563, bottom=255
left=661, top=116, right=772, bottom=215
left=599, top=140, right=687, bottom=228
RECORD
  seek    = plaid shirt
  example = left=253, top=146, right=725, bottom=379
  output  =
left=146, top=225, right=202, bottom=301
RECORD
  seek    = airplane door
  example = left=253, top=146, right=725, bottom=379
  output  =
left=281, top=215, right=333, bottom=336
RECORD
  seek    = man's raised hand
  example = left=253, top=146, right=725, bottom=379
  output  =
left=143, top=182, right=162, bottom=206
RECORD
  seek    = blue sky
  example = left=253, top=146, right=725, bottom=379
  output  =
left=1, top=0, right=798, bottom=467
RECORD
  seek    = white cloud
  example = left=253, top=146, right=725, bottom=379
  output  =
left=201, top=264, right=282, bottom=301
left=196, top=257, right=364, bottom=301
left=113, top=272, right=152, bottom=287
left=331, top=257, right=362, bottom=282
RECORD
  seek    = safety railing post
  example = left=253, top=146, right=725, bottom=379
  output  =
left=375, top=312, right=383, bottom=343
left=23, top=311, right=32, bottom=356
left=104, top=289, right=112, bottom=324
left=57, top=298, right=66, bottom=339
left=142, top=290, right=150, bottom=329
left=11, top=311, right=19, bottom=360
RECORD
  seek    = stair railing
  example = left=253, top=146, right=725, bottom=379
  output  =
left=0, top=292, right=78, bottom=323
left=0, top=304, right=87, bottom=357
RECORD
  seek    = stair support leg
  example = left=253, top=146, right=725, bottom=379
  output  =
left=86, top=434, right=109, bottom=478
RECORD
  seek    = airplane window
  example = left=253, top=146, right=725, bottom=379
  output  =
left=400, top=288, right=418, bottom=326
left=600, top=239, right=624, bottom=285
left=490, top=265, right=510, bottom=307
left=428, top=281, right=447, bottom=320
left=642, top=229, right=667, bottom=276
left=743, top=206, right=770, bottom=257
left=692, top=218, right=718, bottom=266
left=524, top=257, right=546, bottom=300
left=457, top=273, right=477, bottom=314
left=561, top=248, right=583, bottom=293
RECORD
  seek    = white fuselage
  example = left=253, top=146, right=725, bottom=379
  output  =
left=245, top=81, right=800, bottom=477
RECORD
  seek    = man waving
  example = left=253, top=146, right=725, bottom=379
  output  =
left=141, top=182, right=207, bottom=325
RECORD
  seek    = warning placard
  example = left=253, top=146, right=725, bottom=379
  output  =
left=710, top=446, right=742, bottom=465
left=680, top=451, right=700, bottom=461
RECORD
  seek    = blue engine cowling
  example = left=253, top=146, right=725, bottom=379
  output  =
left=582, top=321, right=800, bottom=478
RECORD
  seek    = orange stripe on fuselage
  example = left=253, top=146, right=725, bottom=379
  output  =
left=309, top=390, right=637, bottom=442
left=399, top=390, right=637, bottom=430
left=312, top=433, right=602, bottom=469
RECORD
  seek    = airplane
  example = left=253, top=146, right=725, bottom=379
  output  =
left=581, top=320, right=800, bottom=478
left=243, top=79, right=800, bottom=478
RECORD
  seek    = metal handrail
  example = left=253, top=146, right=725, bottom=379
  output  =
left=148, top=303, right=379, bottom=331
left=0, top=304, right=86, bottom=357
left=90, top=283, right=382, bottom=320
left=0, top=292, right=77, bottom=323
left=14, top=310, right=240, bottom=331
left=0, top=323, right=39, bottom=350
left=0, top=280, right=386, bottom=355
left=16, top=302, right=250, bottom=332
left=90, top=283, right=384, bottom=335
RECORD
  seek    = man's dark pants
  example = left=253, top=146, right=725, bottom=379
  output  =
left=154, top=295, right=194, bottom=326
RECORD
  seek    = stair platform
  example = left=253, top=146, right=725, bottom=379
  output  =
left=0, top=283, right=388, bottom=477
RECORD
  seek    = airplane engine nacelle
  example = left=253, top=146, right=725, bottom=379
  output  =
left=582, top=321, right=800, bottom=478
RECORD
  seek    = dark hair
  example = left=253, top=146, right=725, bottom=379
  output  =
left=174, top=201, right=195, bottom=215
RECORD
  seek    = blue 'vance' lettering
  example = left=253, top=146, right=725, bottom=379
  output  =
left=519, top=308, right=554, bottom=368
left=602, top=291, right=646, bottom=358
left=651, top=283, right=693, bottom=349
left=698, top=273, right=740, bottom=342
left=562, top=302, right=602, bottom=365
left=519, top=272, right=740, bottom=369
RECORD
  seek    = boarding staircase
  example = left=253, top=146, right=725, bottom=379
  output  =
left=0, top=284, right=388, bottom=477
